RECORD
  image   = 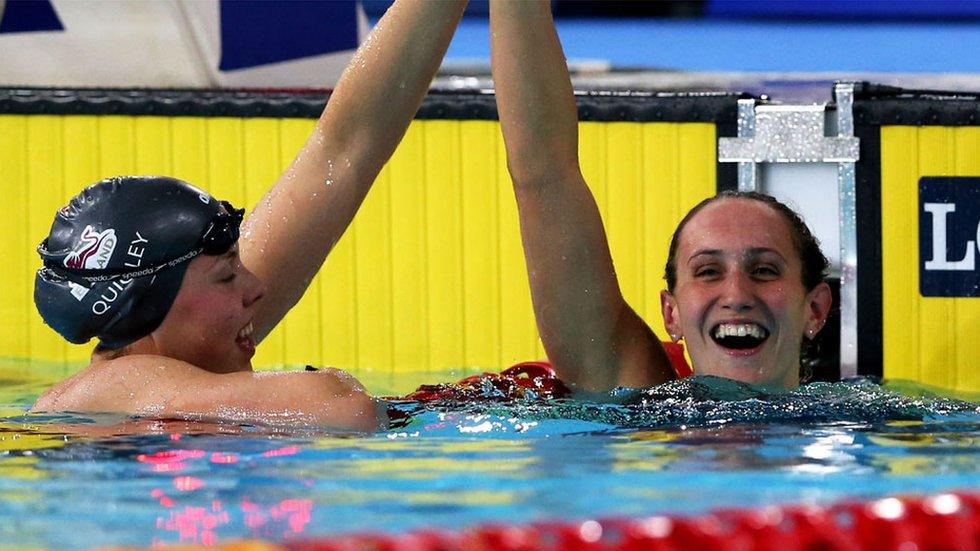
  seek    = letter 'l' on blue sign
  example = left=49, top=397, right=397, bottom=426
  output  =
left=919, top=177, right=980, bottom=297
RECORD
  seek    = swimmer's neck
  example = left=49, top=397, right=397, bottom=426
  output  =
left=90, top=336, right=251, bottom=374
left=91, top=340, right=150, bottom=363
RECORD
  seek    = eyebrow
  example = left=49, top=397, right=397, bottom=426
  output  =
left=687, top=248, right=787, bottom=263
left=207, top=249, right=238, bottom=273
left=745, top=247, right=787, bottom=262
left=688, top=249, right=722, bottom=262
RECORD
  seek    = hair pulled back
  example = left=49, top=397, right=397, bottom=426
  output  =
left=662, top=192, right=832, bottom=382
left=663, top=191, right=829, bottom=293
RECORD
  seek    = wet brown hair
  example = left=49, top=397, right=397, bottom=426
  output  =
left=663, top=191, right=829, bottom=293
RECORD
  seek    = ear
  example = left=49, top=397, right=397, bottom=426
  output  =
left=660, top=290, right=681, bottom=342
left=804, top=281, right=833, bottom=339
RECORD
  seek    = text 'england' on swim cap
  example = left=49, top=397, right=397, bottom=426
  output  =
left=34, top=175, right=241, bottom=349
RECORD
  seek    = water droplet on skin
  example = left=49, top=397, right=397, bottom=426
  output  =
left=325, top=179, right=334, bottom=187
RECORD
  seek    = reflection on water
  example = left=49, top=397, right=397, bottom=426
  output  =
left=0, top=366, right=976, bottom=550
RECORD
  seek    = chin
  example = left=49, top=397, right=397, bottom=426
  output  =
left=699, top=359, right=784, bottom=387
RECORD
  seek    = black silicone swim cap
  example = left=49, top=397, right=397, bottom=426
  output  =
left=34, top=175, right=243, bottom=349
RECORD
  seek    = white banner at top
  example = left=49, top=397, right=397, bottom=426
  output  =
left=0, top=0, right=368, bottom=88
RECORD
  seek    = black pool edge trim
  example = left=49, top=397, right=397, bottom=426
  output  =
left=852, top=83, right=980, bottom=126
left=10, top=84, right=980, bottom=125
left=855, top=123, right=884, bottom=379
left=0, top=87, right=749, bottom=123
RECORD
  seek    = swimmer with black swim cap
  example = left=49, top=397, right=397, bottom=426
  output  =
left=31, top=0, right=471, bottom=431
left=36, top=176, right=243, bottom=351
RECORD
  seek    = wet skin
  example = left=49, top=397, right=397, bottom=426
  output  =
left=32, top=0, right=471, bottom=431
left=150, top=244, right=266, bottom=374
left=660, top=198, right=832, bottom=388
left=32, top=249, right=382, bottom=431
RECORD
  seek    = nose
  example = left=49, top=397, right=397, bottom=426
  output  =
left=241, top=267, right=266, bottom=308
left=719, top=271, right=755, bottom=312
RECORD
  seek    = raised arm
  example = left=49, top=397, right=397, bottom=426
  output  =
left=240, top=0, right=468, bottom=341
left=489, top=0, right=673, bottom=391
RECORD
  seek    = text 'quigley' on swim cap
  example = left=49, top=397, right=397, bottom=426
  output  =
left=34, top=175, right=244, bottom=349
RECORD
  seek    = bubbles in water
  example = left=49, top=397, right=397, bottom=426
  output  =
left=390, top=376, right=980, bottom=432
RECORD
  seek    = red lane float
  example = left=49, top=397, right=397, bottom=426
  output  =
left=183, top=491, right=978, bottom=551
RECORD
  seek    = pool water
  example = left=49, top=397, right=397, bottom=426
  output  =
left=0, top=361, right=977, bottom=550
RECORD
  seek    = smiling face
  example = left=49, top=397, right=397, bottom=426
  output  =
left=660, top=198, right=832, bottom=388
left=149, top=244, right=265, bottom=373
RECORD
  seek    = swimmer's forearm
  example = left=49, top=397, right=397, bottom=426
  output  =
left=241, top=0, right=466, bottom=339
left=490, top=0, right=579, bottom=184
left=319, top=0, right=468, bottom=177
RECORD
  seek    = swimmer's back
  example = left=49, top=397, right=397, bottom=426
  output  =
left=32, top=357, right=383, bottom=432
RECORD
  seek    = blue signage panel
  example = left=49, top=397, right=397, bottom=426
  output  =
left=218, top=0, right=359, bottom=71
left=0, top=0, right=63, bottom=34
left=919, top=177, right=980, bottom=297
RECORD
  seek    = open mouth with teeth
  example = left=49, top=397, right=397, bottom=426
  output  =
left=236, top=322, right=255, bottom=355
left=710, top=322, right=769, bottom=351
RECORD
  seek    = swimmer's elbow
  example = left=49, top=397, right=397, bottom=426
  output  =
left=333, top=391, right=385, bottom=433
left=306, top=371, right=382, bottom=432
left=505, top=155, right=582, bottom=190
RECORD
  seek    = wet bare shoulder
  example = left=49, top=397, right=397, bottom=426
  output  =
left=31, top=355, right=201, bottom=414
left=33, top=358, right=381, bottom=431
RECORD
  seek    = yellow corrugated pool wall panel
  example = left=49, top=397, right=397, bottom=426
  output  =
left=880, top=126, right=980, bottom=392
left=0, top=114, right=716, bottom=382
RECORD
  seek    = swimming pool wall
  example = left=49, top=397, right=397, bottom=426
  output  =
left=0, top=88, right=730, bottom=387
left=3, top=86, right=976, bottom=393
left=853, top=89, right=980, bottom=393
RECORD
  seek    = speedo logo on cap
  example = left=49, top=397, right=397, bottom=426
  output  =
left=66, top=281, right=90, bottom=301
left=65, top=225, right=117, bottom=270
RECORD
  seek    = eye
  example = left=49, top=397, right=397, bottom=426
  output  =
left=752, top=264, right=780, bottom=278
left=220, top=273, right=237, bottom=284
left=694, top=265, right=720, bottom=278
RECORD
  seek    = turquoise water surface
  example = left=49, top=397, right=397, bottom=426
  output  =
left=0, top=361, right=977, bottom=550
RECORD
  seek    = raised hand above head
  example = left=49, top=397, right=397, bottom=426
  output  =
left=489, top=0, right=675, bottom=393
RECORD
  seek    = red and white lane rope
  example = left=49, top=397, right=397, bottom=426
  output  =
left=172, top=490, right=977, bottom=550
